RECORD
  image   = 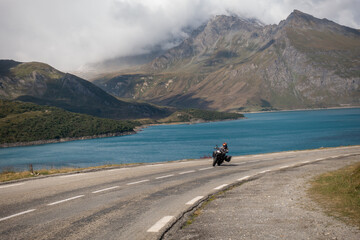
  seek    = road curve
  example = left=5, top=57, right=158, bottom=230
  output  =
left=0, top=146, right=359, bottom=240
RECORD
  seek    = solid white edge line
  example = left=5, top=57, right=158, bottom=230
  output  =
left=0, top=209, right=36, bottom=222
left=59, top=174, right=84, bottom=178
left=92, top=186, right=119, bottom=194
left=0, top=182, right=25, bottom=189
left=199, top=167, right=213, bottom=171
left=238, top=176, right=250, bottom=181
left=107, top=168, right=127, bottom=172
left=147, top=216, right=174, bottom=233
left=156, top=174, right=174, bottom=180
left=127, top=179, right=149, bottom=185
left=146, top=164, right=165, bottom=167
left=47, top=195, right=85, bottom=206
left=186, top=196, right=204, bottom=205
left=179, top=170, right=196, bottom=175
left=214, top=184, right=228, bottom=190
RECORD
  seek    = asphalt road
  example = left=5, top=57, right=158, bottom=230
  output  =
left=0, top=146, right=359, bottom=240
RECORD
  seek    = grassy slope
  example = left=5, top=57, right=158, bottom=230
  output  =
left=309, top=162, right=360, bottom=228
left=0, top=100, right=138, bottom=144
left=158, top=108, right=244, bottom=123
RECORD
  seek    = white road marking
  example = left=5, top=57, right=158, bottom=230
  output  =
left=146, top=164, right=165, bottom=167
left=127, top=179, right=149, bottom=185
left=214, top=184, right=228, bottom=190
left=0, top=182, right=25, bottom=189
left=259, top=170, right=270, bottom=174
left=199, top=167, right=213, bottom=171
left=59, top=174, right=84, bottom=178
left=238, top=176, right=250, bottom=181
left=156, top=174, right=174, bottom=180
left=0, top=209, right=36, bottom=222
left=235, top=162, right=247, bottom=165
left=316, top=158, right=325, bottom=161
left=47, top=195, right=84, bottom=206
left=179, top=170, right=196, bottom=175
left=186, top=196, right=204, bottom=205
left=147, top=216, right=174, bottom=233
left=92, top=186, right=119, bottom=194
left=279, top=165, right=289, bottom=169
left=302, top=161, right=310, bottom=163
left=107, top=168, right=127, bottom=172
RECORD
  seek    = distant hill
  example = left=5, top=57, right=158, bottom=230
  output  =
left=0, top=60, right=171, bottom=119
left=94, top=10, right=360, bottom=112
left=0, top=99, right=139, bottom=145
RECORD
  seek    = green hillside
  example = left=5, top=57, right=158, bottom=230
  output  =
left=0, top=100, right=138, bottom=144
left=0, top=60, right=171, bottom=120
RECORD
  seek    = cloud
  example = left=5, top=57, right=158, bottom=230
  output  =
left=0, top=0, right=359, bottom=71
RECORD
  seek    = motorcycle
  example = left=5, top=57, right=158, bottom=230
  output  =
left=212, top=145, right=231, bottom=166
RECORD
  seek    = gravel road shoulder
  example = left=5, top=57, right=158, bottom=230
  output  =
left=164, top=155, right=360, bottom=240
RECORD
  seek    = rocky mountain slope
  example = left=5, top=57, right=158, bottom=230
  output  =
left=95, top=10, right=360, bottom=111
left=0, top=60, right=170, bottom=119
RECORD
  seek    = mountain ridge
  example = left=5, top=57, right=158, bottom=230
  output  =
left=94, top=10, right=360, bottom=111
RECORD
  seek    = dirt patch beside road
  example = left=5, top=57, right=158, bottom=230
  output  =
left=164, top=155, right=360, bottom=239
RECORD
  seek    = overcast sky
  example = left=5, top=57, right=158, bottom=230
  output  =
left=0, top=0, right=359, bottom=71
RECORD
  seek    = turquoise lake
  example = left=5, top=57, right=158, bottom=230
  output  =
left=1, top=108, right=360, bottom=171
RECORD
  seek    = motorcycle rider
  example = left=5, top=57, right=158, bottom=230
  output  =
left=220, top=142, right=231, bottom=162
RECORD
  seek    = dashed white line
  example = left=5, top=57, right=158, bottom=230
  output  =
left=147, top=216, right=174, bottom=233
left=179, top=170, right=196, bottom=175
left=199, top=167, right=213, bottom=171
left=235, top=162, right=247, bottom=165
left=302, top=161, right=310, bottom=163
left=0, top=209, right=36, bottom=222
left=0, top=182, right=25, bottom=189
left=92, top=186, right=119, bottom=194
left=259, top=170, right=270, bottom=174
left=238, top=176, right=250, bottom=181
left=127, top=179, right=149, bottom=185
left=186, top=196, right=204, bottom=205
left=47, top=195, right=84, bottom=206
left=156, top=174, right=174, bottom=180
left=214, top=184, right=229, bottom=190
left=316, top=158, right=325, bottom=161
left=279, top=165, right=289, bottom=169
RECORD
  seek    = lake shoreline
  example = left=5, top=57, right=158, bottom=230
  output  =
left=0, top=131, right=136, bottom=148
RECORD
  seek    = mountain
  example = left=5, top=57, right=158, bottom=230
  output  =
left=0, top=60, right=170, bottom=119
left=94, top=10, right=360, bottom=111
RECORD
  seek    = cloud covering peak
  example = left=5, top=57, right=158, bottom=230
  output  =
left=1, top=0, right=359, bottom=71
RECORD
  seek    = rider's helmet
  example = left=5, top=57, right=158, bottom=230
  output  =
left=222, top=142, right=228, bottom=149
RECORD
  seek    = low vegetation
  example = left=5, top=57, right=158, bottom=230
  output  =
left=308, top=162, right=360, bottom=228
left=159, top=108, right=244, bottom=123
left=0, top=100, right=139, bottom=144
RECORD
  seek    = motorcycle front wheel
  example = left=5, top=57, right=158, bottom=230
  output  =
left=212, top=157, right=217, bottom=167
